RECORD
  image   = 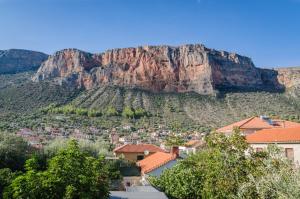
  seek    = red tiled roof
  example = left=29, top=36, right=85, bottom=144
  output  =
left=246, top=127, right=300, bottom=143
left=217, top=117, right=300, bottom=133
left=137, top=152, right=176, bottom=174
left=185, top=140, right=204, bottom=148
left=113, top=144, right=165, bottom=153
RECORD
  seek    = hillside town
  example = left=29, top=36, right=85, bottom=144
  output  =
left=11, top=115, right=300, bottom=198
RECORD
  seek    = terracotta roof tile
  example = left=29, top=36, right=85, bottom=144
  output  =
left=137, top=152, right=176, bottom=174
left=217, top=117, right=300, bottom=133
left=246, top=127, right=300, bottom=143
left=113, top=144, right=165, bottom=153
left=185, top=140, right=204, bottom=147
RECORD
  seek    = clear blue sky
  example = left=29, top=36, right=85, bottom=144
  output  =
left=0, top=0, right=299, bottom=67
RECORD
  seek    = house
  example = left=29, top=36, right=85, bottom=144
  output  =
left=16, top=128, right=34, bottom=138
left=113, top=144, right=166, bottom=162
left=136, top=147, right=179, bottom=184
left=217, top=116, right=300, bottom=135
left=179, top=140, right=204, bottom=155
left=246, top=127, right=300, bottom=164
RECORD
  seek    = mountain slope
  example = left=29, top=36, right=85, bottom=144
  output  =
left=0, top=49, right=48, bottom=74
left=69, top=86, right=300, bottom=128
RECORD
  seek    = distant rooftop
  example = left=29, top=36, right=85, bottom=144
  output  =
left=217, top=116, right=300, bottom=133
left=114, top=144, right=165, bottom=153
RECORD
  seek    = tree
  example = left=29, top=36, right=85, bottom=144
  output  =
left=151, top=130, right=299, bottom=199
left=122, top=106, right=135, bottom=118
left=165, top=134, right=185, bottom=147
left=106, top=106, right=119, bottom=116
left=4, top=140, right=110, bottom=199
left=0, top=168, right=19, bottom=197
left=134, top=108, right=148, bottom=118
left=0, top=132, right=32, bottom=171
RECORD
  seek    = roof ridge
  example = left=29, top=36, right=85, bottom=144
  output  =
left=145, top=154, right=176, bottom=173
left=140, top=152, right=176, bottom=173
left=113, top=144, right=128, bottom=152
left=239, top=116, right=256, bottom=128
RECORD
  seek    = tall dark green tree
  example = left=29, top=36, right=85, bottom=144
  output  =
left=4, top=140, right=110, bottom=199
left=0, top=132, right=32, bottom=171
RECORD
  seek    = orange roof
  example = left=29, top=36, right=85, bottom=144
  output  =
left=137, top=152, right=176, bottom=174
left=185, top=140, right=204, bottom=147
left=113, top=144, right=165, bottom=153
left=246, top=127, right=300, bottom=143
left=217, top=117, right=300, bottom=133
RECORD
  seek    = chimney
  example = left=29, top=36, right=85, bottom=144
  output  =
left=171, top=146, right=179, bottom=158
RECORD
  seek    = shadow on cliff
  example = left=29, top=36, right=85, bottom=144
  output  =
left=215, top=68, right=286, bottom=99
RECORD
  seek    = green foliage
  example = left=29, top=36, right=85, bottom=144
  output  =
left=87, top=109, right=102, bottom=117
left=106, top=105, right=119, bottom=116
left=134, top=107, right=148, bottom=118
left=152, top=130, right=300, bottom=199
left=43, top=138, right=112, bottom=157
left=122, top=106, right=135, bottom=118
left=0, top=132, right=32, bottom=171
left=165, top=134, right=185, bottom=147
left=237, top=145, right=300, bottom=199
left=4, top=140, right=110, bottom=199
left=0, top=168, right=19, bottom=197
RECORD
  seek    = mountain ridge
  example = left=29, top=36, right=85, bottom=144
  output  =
left=31, top=44, right=300, bottom=95
left=0, top=49, right=48, bottom=74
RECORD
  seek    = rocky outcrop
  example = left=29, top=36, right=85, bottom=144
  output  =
left=0, top=49, right=48, bottom=74
left=32, top=44, right=298, bottom=95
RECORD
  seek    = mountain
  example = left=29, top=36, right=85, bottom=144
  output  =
left=0, top=49, right=48, bottom=74
left=1, top=44, right=300, bottom=132
left=34, top=44, right=295, bottom=95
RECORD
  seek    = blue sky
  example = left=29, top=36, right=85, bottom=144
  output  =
left=0, top=0, right=299, bottom=67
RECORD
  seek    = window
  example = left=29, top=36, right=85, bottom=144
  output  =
left=285, top=148, right=294, bottom=161
left=137, top=155, right=144, bottom=160
left=256, top=147, right=263, bottom=152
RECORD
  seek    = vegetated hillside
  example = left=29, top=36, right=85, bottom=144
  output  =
left=69, top=85, right=300, bottom=128
left=0, top=72, right=80, bottom=114
left=1, top=72, right=300, bottom=132
left=0, top=49, right=48, bottom=74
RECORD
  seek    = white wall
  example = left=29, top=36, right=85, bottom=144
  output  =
left=250, top=143, right=300, bottom=165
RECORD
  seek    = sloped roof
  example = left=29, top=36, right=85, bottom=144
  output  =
left=137, top=152, right=176, bottom=174
left=185, top=140, right=204, bottom=148
left=113, top=144, right=165, bottom=153
left=246, top=127, right=300, bottom=143
left=217, top=117, right=300, bottom=133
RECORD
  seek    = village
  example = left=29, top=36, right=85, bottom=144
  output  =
left=13, top=115, right=300, bottom=198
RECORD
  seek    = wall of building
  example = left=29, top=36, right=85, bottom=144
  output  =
left=115, top=152, right=154, bottom=162
left=250, top=143, right=300, bottom=164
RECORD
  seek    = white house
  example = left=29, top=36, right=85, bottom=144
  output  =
left=179, top=140, right=204, bottom=155
left=246, top=127, right=300, bottom=164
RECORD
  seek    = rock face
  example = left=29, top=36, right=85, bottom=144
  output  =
left=0, top=49, right=48, bottom=74
left=32, top=44, right=298, bottom=95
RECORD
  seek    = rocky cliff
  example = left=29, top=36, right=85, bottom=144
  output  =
left=32, top=44, right=298, bottom=95
left=0, top=49, right=48, bottom=74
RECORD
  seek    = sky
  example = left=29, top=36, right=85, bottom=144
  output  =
left=0, top=0, right=299, bottom=68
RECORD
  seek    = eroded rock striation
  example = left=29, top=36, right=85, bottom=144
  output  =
left=0, top=49, right=48, bottom=74
left=32, top=44, right=298, bottom=94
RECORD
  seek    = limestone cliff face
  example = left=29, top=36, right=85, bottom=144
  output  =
left=32, top=44, right=297, bottom=94
left=0, top=49, right=48, bottom=74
